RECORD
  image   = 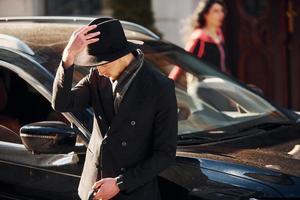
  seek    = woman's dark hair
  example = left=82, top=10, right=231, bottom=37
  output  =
left=181, top=0, right=227, bottom=43
left=197, top=0, right=227, bottom=28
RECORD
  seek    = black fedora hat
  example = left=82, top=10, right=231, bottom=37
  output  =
left=74, top=17, right=143, bottom=67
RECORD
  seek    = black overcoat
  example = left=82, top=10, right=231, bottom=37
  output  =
left=52, top=60, right=178, bottom=200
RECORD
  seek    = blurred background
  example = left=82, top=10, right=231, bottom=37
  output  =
left=0, top=0, right=299, bottom=111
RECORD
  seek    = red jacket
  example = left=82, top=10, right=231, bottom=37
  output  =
left=169, top=28, right=230, bottom=80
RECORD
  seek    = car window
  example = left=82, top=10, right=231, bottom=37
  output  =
left=0, top=67, right=80, bottom=144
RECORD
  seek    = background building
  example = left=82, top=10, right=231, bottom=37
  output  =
left=223, top=0, right=300, bottom=111
left=0, top=0, right=44, bottom=16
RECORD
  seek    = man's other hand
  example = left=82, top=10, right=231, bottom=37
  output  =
left=92, top=178, right=120, bottom=200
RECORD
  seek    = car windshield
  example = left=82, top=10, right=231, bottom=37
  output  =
left=38, top=39, right=289, bottom=135
left=141, top=41, right=290, bottom=134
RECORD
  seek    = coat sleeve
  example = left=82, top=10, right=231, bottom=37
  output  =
left=118, top=78, right=178, bottom=193
left=51, top=61, right=91, bottom=112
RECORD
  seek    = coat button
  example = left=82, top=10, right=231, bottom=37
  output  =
left=121, top=141, right=127, bottom=147
left=130, top=120, right=136, bottom=126
left=102, top=140, right=107, bottom=144
left=120, top=167, right=125, bottom=172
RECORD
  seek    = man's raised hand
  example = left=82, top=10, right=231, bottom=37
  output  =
left=62, top=25, right=100, bottom=68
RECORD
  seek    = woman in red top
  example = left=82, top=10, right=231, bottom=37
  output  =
left=169, top=0, right=229, bottom=80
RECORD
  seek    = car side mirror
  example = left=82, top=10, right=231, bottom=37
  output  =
left=20, top=121, right=76, bottom=154
left=294, top=111, right=300, bottom=123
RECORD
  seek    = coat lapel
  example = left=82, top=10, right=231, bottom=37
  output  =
left=108, top=64, right=149, bottom=135
left=90, top=69, right=111, bottom=138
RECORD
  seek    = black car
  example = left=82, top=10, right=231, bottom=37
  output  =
left=0, top=17, right=300, bottom=200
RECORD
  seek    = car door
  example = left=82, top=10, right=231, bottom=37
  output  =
left=0, top=136, right=83, bottom=200
left=0, top=49, right=88, bottom=199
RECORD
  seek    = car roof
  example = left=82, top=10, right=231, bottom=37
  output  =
left=0, top=16, right=160, bottom=56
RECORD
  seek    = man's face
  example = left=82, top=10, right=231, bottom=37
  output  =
left=96, top=58, right=122, bottom=78
left=96, top=53, right=133, bottom=79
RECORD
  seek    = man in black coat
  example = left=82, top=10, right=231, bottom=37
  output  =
left=52, top=18, right=178, bottom=200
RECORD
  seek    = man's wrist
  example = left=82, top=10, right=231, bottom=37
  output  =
left=62, top=50, right=75, bottom=69
left=115, top=175, right=126, bottom=192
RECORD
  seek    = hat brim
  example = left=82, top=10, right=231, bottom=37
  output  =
left=74, top=40, right=144, bottom=67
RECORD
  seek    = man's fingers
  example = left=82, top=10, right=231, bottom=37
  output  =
left=74, top=25, right=87, bottom=34
left=79, top=24, right=98, bottom=35
left=93, top=189, right=106, bottom=200
left=85, top=31, right=100, bottom=40
left=86, top=38, right=99, bottom=45
left=92, top=179, right=104, bottom=189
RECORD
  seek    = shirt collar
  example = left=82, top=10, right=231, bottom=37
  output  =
left=113, top=49, right=143, bottom=85
left=108, top=49, right=144, bottom=91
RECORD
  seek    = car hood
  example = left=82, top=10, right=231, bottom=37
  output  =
left=177, top=123, right=300, bottom=178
